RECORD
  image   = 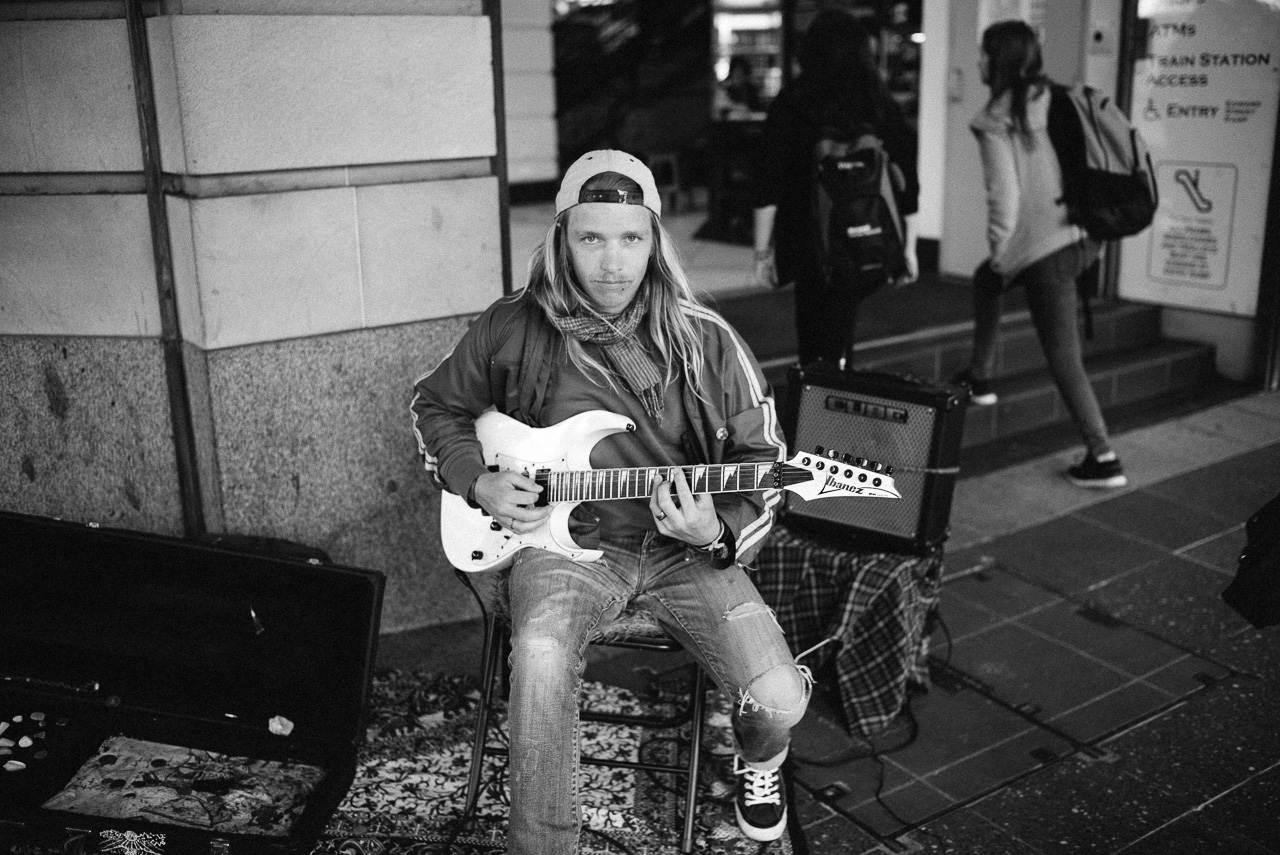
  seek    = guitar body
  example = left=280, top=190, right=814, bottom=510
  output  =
left=440, top=410, right=636, bottom=572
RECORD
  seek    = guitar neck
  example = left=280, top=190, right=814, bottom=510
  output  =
left=540, top=463, right=775, bottom=503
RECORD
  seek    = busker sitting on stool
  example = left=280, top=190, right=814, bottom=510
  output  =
left=411, top=150, right=812, bottom=852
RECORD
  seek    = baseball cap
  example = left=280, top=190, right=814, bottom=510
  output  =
left=554, top=150, right=662, bottom=218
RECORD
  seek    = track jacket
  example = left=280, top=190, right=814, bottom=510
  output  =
left=410, top=290, right=787, bottom=566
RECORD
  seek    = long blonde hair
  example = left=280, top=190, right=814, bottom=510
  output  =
left=525, top=171, right=707, bottom=398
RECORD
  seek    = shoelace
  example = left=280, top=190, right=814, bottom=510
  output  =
left=734, top=759, right=782, bottom=807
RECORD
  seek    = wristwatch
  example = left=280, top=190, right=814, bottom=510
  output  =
left=696, top=519, right=732, bottom=561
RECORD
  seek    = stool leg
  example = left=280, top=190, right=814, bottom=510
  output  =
left=681, top=667, right=707, bottom=853
left=463, top=614, right=504, bottom=822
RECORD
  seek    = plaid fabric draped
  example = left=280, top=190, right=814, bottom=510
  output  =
left=747, top=523, right=943, bottom=738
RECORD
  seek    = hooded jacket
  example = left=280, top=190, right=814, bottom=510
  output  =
left=754, top=82, right=920, bottom=288
left=971, top=84, right=1086, bottom=281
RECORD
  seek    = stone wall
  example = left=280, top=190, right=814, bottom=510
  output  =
left=0, top=0, right=541, bottom=632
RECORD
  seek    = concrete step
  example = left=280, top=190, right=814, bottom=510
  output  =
left=956, top=337, right=1217, bottom=448
left=754, top=301, right=1218, bottom=453
left=852, top=300, right=1164, bottom=383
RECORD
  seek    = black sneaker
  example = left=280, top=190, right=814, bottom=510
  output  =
left=733, top=755, right=786, bottom=842
left=1065, top=453, right=1128, bottom=488
left=953, top=369, right=998, bottom=405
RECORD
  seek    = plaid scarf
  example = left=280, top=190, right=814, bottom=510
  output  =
left=549, top=295, right=665, bottom=420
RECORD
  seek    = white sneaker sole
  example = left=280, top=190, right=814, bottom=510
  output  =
left=735, top=803, right=787, bottom=842
left=1065, top=473, right=1128, bottom=488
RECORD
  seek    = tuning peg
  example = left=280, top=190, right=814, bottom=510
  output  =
left=871, top=461, right=885, bottom=473
left=827, top=449, right=840, bottom=459
left=855, top=456, right=869, bottom=468
left=841, top=453, right=852, bottom=463
left=884, top=464, right=895, bottom=476
left=814, top=445, right=826, bottom=455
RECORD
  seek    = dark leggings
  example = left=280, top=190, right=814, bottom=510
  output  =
left=970, top=239, right=1113, bottom=458
left=794, top=268, right=885, bottom=366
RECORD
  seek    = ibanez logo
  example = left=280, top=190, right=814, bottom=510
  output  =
left=819, top=475, right=865, bottom=495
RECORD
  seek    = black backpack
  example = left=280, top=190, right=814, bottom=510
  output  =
left=1221, top=491, right=1280, bottom=629
left=812, top=125, right=908, bottom=292
left=1046, top=83, right=1158, bottom=241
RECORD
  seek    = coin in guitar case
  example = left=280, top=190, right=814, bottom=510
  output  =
left=0, top=710, right=52, bottom=773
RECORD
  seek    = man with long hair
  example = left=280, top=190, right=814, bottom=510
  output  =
left=412, top=150, right=811, bottom=852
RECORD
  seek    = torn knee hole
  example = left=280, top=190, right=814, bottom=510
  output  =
left=724, top=602, right=776, bottom=623
left=737, top=663, right=811, bottom=716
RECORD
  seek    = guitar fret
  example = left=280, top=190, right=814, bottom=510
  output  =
left=543, top=462, right=781, bottom=504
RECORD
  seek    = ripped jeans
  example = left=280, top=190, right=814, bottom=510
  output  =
left=504, top=532, right=811, bottom=855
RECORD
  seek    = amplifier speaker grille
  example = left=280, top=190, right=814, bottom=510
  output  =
left=784, top=369, right=966, bottom=553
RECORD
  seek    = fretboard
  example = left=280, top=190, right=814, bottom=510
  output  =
left=539, top=463, right=776, bottom=504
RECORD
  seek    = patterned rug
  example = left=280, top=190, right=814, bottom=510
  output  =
left=315, top=669, right=796, bottom=855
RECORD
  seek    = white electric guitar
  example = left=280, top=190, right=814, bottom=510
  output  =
left=440, top=409, right=900, bottom=572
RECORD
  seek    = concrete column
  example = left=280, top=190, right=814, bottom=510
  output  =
left=1, top=2, right=506, bottom=632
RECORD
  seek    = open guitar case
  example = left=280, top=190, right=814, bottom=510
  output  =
left=0, top=510, right=385, bottom=855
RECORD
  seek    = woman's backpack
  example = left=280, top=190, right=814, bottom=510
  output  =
left=1046, top=83, right=1158, bottom=241
left=812, top=125, right=908, bottom=293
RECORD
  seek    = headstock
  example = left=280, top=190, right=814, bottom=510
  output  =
left=775, top=446, right=900, bottom=501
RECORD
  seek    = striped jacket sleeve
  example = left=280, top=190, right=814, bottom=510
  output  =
left=683, top=301, right=787, bottom=567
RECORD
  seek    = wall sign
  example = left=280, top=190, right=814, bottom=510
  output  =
left=1119, top=0, right=1280, bottom=317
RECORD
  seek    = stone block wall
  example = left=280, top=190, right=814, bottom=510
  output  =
left=0, top=0, right=541, bottom=633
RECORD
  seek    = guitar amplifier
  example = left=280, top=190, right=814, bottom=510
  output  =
left=782, top=364, right=968, bottom=554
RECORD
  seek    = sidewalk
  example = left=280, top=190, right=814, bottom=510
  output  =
left=790, top=390, right=1280, bottom=854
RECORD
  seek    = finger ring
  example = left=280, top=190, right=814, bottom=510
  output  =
left=655, top=510, right=666, bottom=521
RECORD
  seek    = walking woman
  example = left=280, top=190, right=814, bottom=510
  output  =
left=957, top=19, right=1126, bottom=487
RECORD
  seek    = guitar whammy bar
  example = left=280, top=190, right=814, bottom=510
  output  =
left=0, top=511, right=384, bottom=855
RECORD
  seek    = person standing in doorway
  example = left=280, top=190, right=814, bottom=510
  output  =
left=956, top=19, right=1126, bottom=488
left=751, top=8, right=920, bottom=368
